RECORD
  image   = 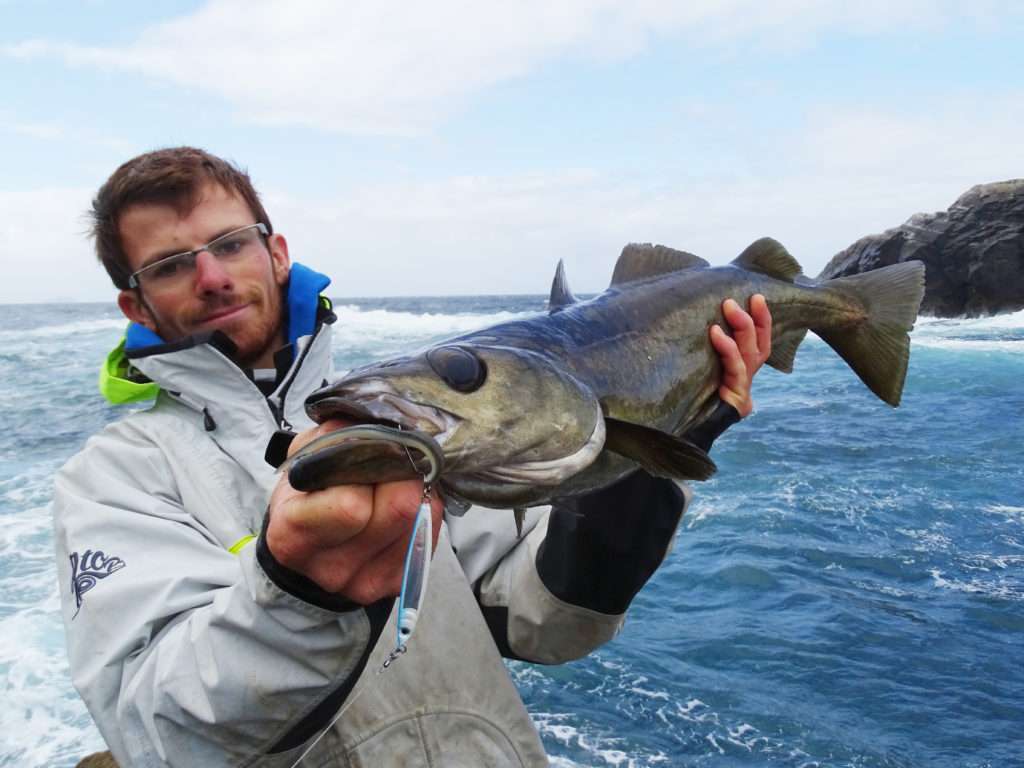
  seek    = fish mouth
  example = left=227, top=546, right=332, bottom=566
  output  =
left=306, top=379, right=461, bottom=444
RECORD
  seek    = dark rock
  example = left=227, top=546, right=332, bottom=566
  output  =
left=75, top=751, right=118, bottom=768
left=818, top=180, right=1024, bottom=317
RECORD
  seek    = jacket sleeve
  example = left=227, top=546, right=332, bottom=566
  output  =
left=53, top=419, right=389, bottom=767
left=456, top=401, right=740, bottom=664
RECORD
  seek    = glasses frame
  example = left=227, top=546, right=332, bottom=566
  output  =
left=127, top=223, right=270, bottom=289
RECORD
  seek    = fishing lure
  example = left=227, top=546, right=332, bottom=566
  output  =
left=279, top=423, right=444, bottom=491
left=392, top=483, right=433, bottom=655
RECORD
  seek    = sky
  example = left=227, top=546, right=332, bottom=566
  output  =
left=1, top=1, right=1022, bottom=303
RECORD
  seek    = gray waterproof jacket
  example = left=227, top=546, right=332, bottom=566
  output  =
left=54, top=266, right=719, bottom=767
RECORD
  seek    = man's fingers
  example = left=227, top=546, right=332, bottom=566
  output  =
left=710, top=324, right=747, bottom=381
left=722, top=298, right=759, bottom=366
left=330, top=480, right=441, bottom=604
left=343, top=536, right=410, bottom=604
left=275, top=484, right=375, bottom=545
left=749, top=294, right=772, bottom=365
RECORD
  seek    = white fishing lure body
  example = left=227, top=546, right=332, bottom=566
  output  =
left=397, top=497, right=433, bottom=648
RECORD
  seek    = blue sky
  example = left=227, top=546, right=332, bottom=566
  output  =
left=1, top=1, right=1022, bottom=302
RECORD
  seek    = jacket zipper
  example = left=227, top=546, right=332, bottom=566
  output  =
left=267, top=320, right=326, bottom=431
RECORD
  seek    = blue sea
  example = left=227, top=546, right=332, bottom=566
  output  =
left=1, top=297, right=1021, bottom=767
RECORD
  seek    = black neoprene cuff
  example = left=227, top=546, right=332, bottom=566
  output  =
left=685, top=399, right=742, bottom=452
left=536, top=470, right=687, bottom=615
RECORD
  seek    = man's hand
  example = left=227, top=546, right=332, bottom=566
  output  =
left=709, top=294, right=772, bottom=418
left=265, top=419, right=445, bottom=605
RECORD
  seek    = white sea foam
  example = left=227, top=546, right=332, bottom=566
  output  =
left=628, top=685, right=670, bottom=701
left=911, top=338, right=1024, bottom=353
left=915, top=308, right=1024, bottom=331
left=910, top=309, right=1024, bottom=353
left=896, top=527, right=953, bottom=552
left=331, top=304, right=533, bottom=338
left=0, top=317, right=126, bottom=342
left=984, top=504, right=1024, bottom=521
left=523, top=655, right=816, bottom=766
left=0, top=603, right=106, bottom=766
left=929, top=568, right=1024, bottom=601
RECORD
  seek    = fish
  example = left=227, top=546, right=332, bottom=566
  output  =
left=287, top=238, right=926, bottom=511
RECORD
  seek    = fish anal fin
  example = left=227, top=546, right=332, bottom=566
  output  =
left=765, top=328, right=808, bottom=373
left=548, top=259, right=578, bottom=313
left=731, top=238, right=803, bottom=283
left=604, top=418, right=716, bottom=481
left=611, top=244, right=709, bottom=287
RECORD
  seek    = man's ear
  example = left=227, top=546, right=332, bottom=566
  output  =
left=268, top=233, right=291, bottom=286
left=117, top=290, right=156, bottom=331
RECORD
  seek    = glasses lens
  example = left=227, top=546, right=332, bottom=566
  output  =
left=137, top=252, right=196, bottom=289
left=134, top=225, right=266, bottom=290
left=208, top=226, right=264, bottom=260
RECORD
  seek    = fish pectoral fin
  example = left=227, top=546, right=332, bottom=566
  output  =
left=731, top=238, right=803, bottom=282
left=548, top=259, right=579, bottom=312
left=603, top=418, right=716, bottom=481
left=610, top=244, right=709, bottom=286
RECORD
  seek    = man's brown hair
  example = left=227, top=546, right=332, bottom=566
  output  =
left=91, top=147, right=274, bottom=289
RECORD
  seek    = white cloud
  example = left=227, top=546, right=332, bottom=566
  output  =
left=259, top=92, right=1024, bottom=294
left=5, top=0, right=1014, bottom=135
left=4, top=91, right=1020, bottom=303
left=0, top=188, right=113, bottom=304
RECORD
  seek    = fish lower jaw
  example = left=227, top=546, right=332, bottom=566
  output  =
left=458, top=412, right=607, bottom=486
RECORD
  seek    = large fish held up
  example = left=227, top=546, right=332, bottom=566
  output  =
left=286, top=238, right=925, bottom=511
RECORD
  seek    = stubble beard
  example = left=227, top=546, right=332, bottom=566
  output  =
left=145, top=284, right=287, bottom=369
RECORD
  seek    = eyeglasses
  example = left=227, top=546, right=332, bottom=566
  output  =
left=127, top=223, right=270, bottom=290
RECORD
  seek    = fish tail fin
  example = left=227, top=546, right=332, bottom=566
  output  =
left=817, top=261, right=926, bottom=406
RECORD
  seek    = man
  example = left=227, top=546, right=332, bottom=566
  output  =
left=55, top=147, right=771, bottom=767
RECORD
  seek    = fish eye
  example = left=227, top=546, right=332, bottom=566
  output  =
left=426, top=346, right=487, bottom=393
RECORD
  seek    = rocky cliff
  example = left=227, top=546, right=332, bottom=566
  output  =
left=818, top=180, right=1024, bottom=317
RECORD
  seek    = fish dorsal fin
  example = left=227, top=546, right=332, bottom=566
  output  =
left=548, top=259, right=578, bottom=313
left=731, top=238, right=803, bottom=282
left=604, top=417, right=716, bottom=480
left=610, top=244, right=710, bottom=287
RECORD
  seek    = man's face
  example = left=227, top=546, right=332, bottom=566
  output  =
left=117, top=184, right=290, bottom=369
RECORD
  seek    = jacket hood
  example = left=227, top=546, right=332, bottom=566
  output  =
left=99, top=263, right=331, bottom=404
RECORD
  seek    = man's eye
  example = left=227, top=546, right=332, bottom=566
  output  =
left=211, top=237, right=245, bottom=257
left=151, top=259, right=185, bottom=279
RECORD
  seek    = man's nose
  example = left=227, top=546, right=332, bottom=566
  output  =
left=194, top=249, right=233, bottom=293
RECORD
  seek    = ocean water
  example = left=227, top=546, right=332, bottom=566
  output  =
left=1, top=298, right=1022, bottom=767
